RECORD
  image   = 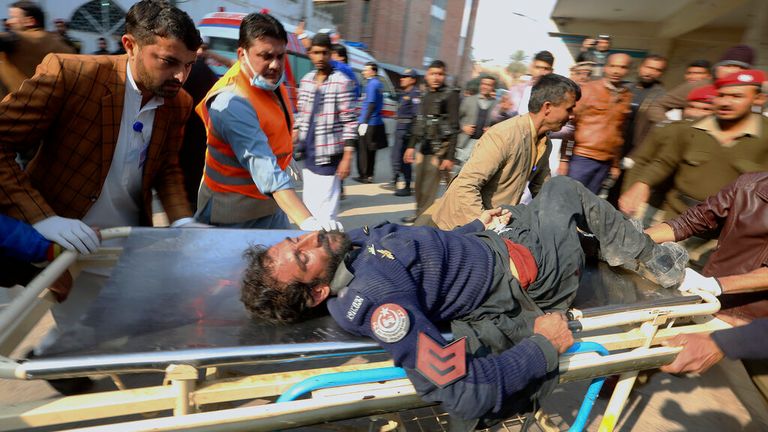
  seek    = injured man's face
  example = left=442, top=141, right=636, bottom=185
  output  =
left=240, top=230, right=352, bottom=324
left=267, top=230, right=351, bottom=287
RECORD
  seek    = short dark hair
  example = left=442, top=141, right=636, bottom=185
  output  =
left=479, top=74, right=497, bottom=83
left=331, top=44, right=348, bottom=62
left=688, top=59, right=711, bottom=69
left=644, top=54, right=667, bottom=64
left=311, top=32, right=332, bottom=49
left=238, top=12, right=287, bottom=49
left=365, top=61, right=378, bottom=73
left=528, top=74, right=581, bottom=113
left=240, top=246, right=315, bottom=324
left=428, top=60, right=446, bottom=70
left=125, top=0, right=202, bottom=52
left=11, top=1, right=44, bottom=29
left=533, top=50, right=555, bottom=67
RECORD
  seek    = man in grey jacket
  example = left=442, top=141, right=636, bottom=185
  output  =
left=456, top=75, right=497, bottom=163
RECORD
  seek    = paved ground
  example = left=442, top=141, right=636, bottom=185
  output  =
left=1, top=147, right=766, bottom=431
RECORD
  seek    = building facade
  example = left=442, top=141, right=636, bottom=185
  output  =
left=315, top=0, right=478, bottom=84
left=2, top=0, right=333, bottom=54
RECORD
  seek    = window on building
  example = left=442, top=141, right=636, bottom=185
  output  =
left=425, top=15, right=444, bottom=65
left=69, top=0, right=126, bottom=36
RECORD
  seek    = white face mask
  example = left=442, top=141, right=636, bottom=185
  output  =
left=242, top=53, right=284, bottom=91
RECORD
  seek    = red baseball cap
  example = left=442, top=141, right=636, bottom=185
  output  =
left=714, top=70, right=766, bottom=89
left=687, top=84, right=718, bottom=102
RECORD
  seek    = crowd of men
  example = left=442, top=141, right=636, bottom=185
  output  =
left=0, top=0, right=766, bottom=429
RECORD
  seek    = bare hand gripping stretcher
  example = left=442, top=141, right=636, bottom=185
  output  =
left=0, top=228, right=727, bottom=431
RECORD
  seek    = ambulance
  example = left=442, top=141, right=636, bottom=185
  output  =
left=198, top=12, right=397, bottom=145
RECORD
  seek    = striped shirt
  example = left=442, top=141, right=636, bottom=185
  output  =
left=295, top=69, right=358, bottom=165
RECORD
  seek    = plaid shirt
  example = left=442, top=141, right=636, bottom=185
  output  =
left=295, top=69, right=358, bottom=165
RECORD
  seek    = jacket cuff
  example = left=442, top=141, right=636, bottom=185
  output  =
left=529, top=333, right=559, bottom=373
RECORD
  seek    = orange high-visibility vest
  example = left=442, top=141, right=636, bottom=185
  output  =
left=196, top=62, right=294, bottom=200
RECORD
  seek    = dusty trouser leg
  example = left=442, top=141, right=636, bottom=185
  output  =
left=526, top=177, right=687, bottom=287
left=529, top=177, right=654, bottom=265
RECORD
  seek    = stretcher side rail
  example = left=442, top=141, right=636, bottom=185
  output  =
left=0, top=291, right=718, bottom=381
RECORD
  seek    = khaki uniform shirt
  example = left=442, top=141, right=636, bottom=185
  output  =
left=632, top=114, right=768, bottom=217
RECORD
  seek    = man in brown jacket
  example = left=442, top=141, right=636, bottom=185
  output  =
left=418, top=74, right=581, bottom=229
left=563, top=53, right=632, bottom=194
left=0, top=0, right=202, bottom=253
left=0, top=1, right=74, bottom=100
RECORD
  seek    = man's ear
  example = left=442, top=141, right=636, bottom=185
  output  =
left=542, top=101, right=553, bottom=116
left=309, top=284, right=331, bottom=307
left=754, top=91, right=767, bottom=108
left=122, top=35, right=136, bottom=56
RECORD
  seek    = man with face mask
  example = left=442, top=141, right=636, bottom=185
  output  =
left=196, top=13, right=340, bottom=231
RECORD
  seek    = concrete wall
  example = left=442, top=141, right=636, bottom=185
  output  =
left=316, top=0, right=473, bottom=79
left=554, top=18, right=745, bottom=87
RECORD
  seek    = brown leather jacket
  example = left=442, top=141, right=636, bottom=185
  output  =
left=572, top=79, right=632, bottom=163
left=667, top=171, right=768, bottom=277
left=666, top=172, right=768, bottom=319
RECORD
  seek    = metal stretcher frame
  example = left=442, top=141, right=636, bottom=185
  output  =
left=0, top=228, right=728, bottom=432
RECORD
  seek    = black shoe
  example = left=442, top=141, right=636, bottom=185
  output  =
left=382, top=181, right=397, bottom=190
left=394, top=187, right=412, bottom=197
left=401, top=215, right=417, bottom=224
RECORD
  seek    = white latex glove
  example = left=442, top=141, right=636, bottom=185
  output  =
left=299, top=216, right=344, bottom=232
left=678, top=268, right=722, bottom=296
left=32, top=216, right=100, bottom=254
left=357, top=123, right=368, bottom=137
left=321, top=219, right=344, bottom=232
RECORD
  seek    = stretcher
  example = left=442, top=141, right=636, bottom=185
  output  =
left=0, top=228, right=727, bottom=431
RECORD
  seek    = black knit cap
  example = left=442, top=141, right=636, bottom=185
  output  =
left=717, top=44, right=755, bottom=69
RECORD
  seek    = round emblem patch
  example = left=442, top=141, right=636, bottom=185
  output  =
left=737, top=74, right=752, bottom=83
left=371, top=304, right=410, bottom=343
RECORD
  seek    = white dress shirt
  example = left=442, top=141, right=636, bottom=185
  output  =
left=83, top=61, right=163, bottom=229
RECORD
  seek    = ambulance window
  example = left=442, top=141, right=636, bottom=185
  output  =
left=208, top=37, right=238, bottom=54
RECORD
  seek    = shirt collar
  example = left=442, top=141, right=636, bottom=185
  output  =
left=329, top=256, right=355, bottom=295
left=692, top=113, right=763, bottom=138
left=602, top=79, right=627, bottom=93
left=125, top=60, right=164, bottom=110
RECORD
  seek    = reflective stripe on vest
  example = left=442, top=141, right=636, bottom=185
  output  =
left=196, top=61, right=294, bottom=200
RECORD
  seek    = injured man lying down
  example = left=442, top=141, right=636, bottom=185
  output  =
left=239, top=177, right=689, bottom=429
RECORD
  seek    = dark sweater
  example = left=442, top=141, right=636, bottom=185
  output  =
left=712, top=319, right=768, bottom=360
left=327, top=221, right=555, bottom=420
left=0, top=214, right=52, bottom=262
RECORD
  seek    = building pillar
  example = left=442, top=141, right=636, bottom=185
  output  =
left=742, top=0, right=768, bottom=71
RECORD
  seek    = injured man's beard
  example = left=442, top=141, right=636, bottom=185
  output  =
left=316, top=230, right=353, bottom=285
